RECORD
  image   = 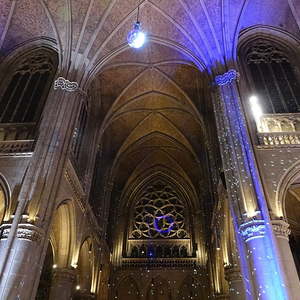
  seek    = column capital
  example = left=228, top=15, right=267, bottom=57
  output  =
left=239, top=220, right=266, bottom=242
left=272, top=220, right=291, bottom=240
left=52, top=267, right=77, bottom=283
left=239, top=219, right=291, bottom=242
left=215, top=69, right=239, bottom=86
left=0, top=223, right=44, bottom=243
left=54, top=77, right=79, bottom=92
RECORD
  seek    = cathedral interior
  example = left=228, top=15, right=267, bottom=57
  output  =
left=0, top=0, right=300, bottom=299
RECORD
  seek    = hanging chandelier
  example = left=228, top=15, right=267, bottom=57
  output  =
left=127, top=1, right=146, bottom=48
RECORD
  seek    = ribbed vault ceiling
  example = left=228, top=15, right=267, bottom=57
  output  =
left=91, top=43, right=212, bottom=222
left=0, top=0, right=299, bottom=77
left=0, top=0, right=299, bottom=237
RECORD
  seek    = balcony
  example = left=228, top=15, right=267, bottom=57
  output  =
left=0, top=123, right=36, bottom=155
left=256, top=113, right=300, bottom=147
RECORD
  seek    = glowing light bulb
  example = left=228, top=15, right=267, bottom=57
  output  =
left=76, top=285, right=80, bottom=290
left=52, top=264, right=57, bottom=269
left=127, top=21, right=146, bottom=48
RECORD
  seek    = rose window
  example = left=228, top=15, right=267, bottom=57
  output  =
left=131, top=180, right=188, bottom=239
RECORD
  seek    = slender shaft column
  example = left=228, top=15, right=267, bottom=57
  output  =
left=225, top=265, right=244, bottom=300
left=213, top=69, right=300, bottom=299
left=0, top=78, right=83, bottom=299
left=272, top=220, right=300, bottom=296
left=49, top=268, right=77, bottom=300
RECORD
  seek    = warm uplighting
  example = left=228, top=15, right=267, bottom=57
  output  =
left=249, top=95, right=263, bottom=123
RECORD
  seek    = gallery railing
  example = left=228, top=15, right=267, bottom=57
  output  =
left=256, top=113, right=300, bottom=147
left=0, top=123, right=36, bottom=154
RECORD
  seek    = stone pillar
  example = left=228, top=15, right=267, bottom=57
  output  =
left=225, top=265, right=244, bottom=300
left=272, top=220, right=300, bottom=296
left=0, top=223, right=44, bottom=299
left=0, top=78, right=83, bottom=299
left=213, top=69, right=300, bottom=299
left=49, top=268, right=76, bottom=300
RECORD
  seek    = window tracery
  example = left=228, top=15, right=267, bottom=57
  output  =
left=131, top=180, right=188, bottom=240
left=0, top=49, right=57, bottom=123
left=243, top=40, right=300, bottom=114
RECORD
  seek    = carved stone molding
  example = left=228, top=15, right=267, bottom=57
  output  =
left=239, top=220, right=266, bottom=242
left=54, top=77, right=79, bottom=92
left=215, top=69, right=239, bottom=86
left=272, top=220, right=291, bottom=239
left=52, top=268, right=77, bottom=283
left=0, top=223, right=44, bottom=243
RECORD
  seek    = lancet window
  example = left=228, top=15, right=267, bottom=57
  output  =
left=244, top=40, right=300, bottom=113
left=0, top=49, right=57, bottom=123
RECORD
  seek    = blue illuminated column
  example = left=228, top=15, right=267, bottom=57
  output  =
left=213, top=69, right=299, bottom=299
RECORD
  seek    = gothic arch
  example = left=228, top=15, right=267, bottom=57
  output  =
left=0, top=45, right=58, bottom=124
left=76, top=237, right=94, bottom=293
left=50, top=200, right=75, bottom=268
left=276, top=161, right=300, bottom=277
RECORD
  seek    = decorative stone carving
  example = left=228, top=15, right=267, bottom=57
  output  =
left=54, top=77, right=79, bottom=92
left=239, top=220, right=291, bottom=242
left=272, top=220, right=291, bottom=239
left=0, top=223, right=44, bottom=243
left=131, top=179, right=188, bottom=239
left=215, top=69, right=239, bottom=86
left=246, top=41, right=288, bottom=64
left=239, top=220, right=266, bottom=242
left=0, top=140, right=35, bottom=155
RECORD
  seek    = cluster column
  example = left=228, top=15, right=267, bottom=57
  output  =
left=213, top=69, right=300, bottom=299
left=0, top=77, right=83, bottom=299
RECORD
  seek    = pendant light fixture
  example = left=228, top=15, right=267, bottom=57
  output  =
left=127, top=0, right=146, bottom=48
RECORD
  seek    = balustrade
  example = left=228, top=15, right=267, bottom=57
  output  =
left=256, top=114, right=300, bottom=146
left=0, top=123, right=36, bottom=154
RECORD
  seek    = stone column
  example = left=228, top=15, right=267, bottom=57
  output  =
left=272, top=220, right=300, bottom=296
left=0, top=223, right=45, bottom=299
left=0, top=78, right=83, bottom=299
left=225, top=265, right=244, bottom=300
left=213, top=69, right=300, bottom=299
left=49, top=268, right=76, bottom=300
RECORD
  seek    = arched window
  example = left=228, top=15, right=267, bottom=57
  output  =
left=131, top=179, right=188, bottom=240
left=0, top=48, right=58, bottom=123
left=242, top=40, right=300, bottom=113
left=127, top=179, right=192, bottom=259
